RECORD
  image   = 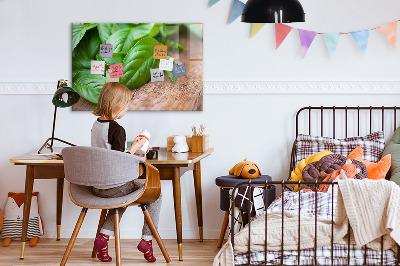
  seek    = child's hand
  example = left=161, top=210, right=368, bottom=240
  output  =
left=129, top=137, right=147, bottom=154
left=134, top=149, right=149, bottom=157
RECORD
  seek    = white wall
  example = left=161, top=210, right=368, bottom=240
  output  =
left=1, top=0, right=400, bottom=239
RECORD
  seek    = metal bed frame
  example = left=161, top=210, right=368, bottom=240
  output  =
left=230, top=106, right=400, bottom=266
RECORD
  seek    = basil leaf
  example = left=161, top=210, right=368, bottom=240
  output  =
left=72, top=69, right=91, bottom=81
left=72, top=23, right=97, bottom=51
left=72, top=75, right=106, bottom=104
left=106, top=24, right=156, bottom=53
left=122, top=23, right=155, bottom=52
left=120, top=37, right=160, bottom=90
left=72, top=29, right=101, bottom=69
left=97, top=23, right=120, bottom=43
left=96, top=52, right=126, bottom=66
left=166, top=70, right=177, bottom=83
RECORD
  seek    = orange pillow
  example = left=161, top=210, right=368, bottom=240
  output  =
left=347, top=146, right=391, bottom=180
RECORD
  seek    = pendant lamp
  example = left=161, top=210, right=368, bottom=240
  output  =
left=38, top=79, right=80, bottom=154
left=241, top=0, right=305, bottom=23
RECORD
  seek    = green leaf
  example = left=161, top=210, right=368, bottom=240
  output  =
left=106, top=24, right=156, bottom=53
left=72, top=75, right=106, bottom=104
left=72, top=23, right=97, bottom=51
left=120, top=37, right=160, bottom=90
left=166, top=70, right=177, bottom=83
left=72, top=29, right=101, bottom=69
left=96, top=52, right=126, bottom=66
left=72, top=69, right=91, bottom=82
left=97, top=23, right=120, bottom=43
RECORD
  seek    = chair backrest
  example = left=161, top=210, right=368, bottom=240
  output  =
left=62, top=146, right=145, bottom=187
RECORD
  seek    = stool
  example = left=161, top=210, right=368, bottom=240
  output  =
left=215, top=175, right=275, bottom=248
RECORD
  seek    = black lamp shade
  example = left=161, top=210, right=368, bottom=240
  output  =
left=241, top=0, right=305, bottom=23
left=52, top=84, right=80, bottom=108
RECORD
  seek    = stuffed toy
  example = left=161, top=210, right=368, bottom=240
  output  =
left=229, top=159, right=261, bottom=179
left=289, top=150, right=333, bottom=191
left=317, top=160, right=360, bottom=193
left=301, top=154, right=368, bottom=191
left=348, top=146, right=391, bottom=180
left=172, top=135, right=189, bottom=153
left=1, top=192, right=44, bottom=247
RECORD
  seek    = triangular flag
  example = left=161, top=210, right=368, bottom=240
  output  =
left=209, top=0, right=220, bottom=7
left=298, top=29, right=317, bottom=58
left=275, top=23, right=293, bottom=49
left=323, top=33, right=341, bottom=58
left=351, top=29, right=370, bottom=55
left=229, top=0, right=245, bottom=24
left=251, top=23, right=266, bottom=38
left=378, top=21, right=398, bottom=50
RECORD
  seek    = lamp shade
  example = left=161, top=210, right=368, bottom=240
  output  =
left=241, top=0, right=305, bottom=23
left=52, top=84, right=80, bottom=108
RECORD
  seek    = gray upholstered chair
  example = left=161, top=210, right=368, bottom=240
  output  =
left=60, top=146, right=171, bottom=265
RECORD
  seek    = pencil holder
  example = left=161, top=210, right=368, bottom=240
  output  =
left=191, top=135, right=209, bottom=153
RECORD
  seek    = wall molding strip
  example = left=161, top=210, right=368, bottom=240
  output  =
left=0, top=81, right=399, bottom=95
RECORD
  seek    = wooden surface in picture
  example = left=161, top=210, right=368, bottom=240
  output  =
left=73, top=26, right=203, bottom=112
left=0, top=239, right=220, bottom=265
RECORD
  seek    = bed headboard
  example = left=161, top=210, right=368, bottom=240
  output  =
left=290, top=106, right=400, bottom=179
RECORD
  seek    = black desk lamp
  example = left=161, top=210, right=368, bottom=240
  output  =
left=241, top=0, right=305, bottom=23
left=38, top=79, right=80, bottom=154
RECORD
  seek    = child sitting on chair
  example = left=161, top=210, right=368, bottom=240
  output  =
left=91, top=82, right=162, bottom=263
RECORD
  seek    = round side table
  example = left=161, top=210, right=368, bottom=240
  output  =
left=215, top=175, right=275, bottom=248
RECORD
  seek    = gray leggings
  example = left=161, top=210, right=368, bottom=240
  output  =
left=92, top=180, right=162, bottom=240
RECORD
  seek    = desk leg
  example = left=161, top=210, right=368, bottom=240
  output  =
left=20, top=165, right=34, bottom=259
left=193, top=161, right=203, bottom=242
left=56, top=178, right=64, bottom=241
left=172, top=167, right=183, bottom=261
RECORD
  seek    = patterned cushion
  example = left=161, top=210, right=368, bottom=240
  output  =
left=295, top=131, right=385, bottom=166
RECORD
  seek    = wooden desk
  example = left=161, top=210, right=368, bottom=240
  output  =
left=10, top=147, right=213, bottom=261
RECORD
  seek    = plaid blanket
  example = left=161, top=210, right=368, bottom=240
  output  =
left=234, top=191, right=397, bottom=265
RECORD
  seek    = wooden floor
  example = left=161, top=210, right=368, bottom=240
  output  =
left=0, top=239, right=221, bottom=265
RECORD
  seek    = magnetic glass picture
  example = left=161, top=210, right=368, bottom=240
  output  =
left=72, top=23, right=203, bottom=111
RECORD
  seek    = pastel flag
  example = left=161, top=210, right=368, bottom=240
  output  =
left=229, top=0, right=245, bottom=24
left=378, top=21, right=398, bottom=50
left=209, top=0, right=220, bottom=7
left=251, top=23, right=266, bottom=38
left=275, top=23, right=293, bottom=49
left=351, top=29, right=370, bottom=55
left=323, top=33, right=341, bottom=58
left=298, top=29, right=317, bottom=58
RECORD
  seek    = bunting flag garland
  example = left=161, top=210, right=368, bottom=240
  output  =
left=323, top=33, right=341, bottom=58
left=251, top=23, right=266, bottom=38
left=351, top=29, right=370, bottom=55
left=209, top=0, right=220, bottom=7
left=207, top=3, right=400, bottom=58
left=298, top=29, right=317, bottom=58
left=378, top=21, right=398, bottom=50
left=275, top=23, right=293, bottom=49
left=229, top=0, right=245, bottom=24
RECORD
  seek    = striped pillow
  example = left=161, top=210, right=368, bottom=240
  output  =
left=294, top=131, right=385, bottom=166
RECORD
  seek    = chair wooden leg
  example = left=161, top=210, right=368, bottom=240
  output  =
left=141, top=205, right=171, bottom=263
left=114, top=210, right=121, bottom=266
left=60, top=208, right=88, bottom=266
left=217, top=211, right=230, bottom=248
left=91, top=209, right=108, bottom=258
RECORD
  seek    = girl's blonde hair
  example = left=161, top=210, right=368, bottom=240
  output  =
left=93, top=82, right=132, bottom=120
